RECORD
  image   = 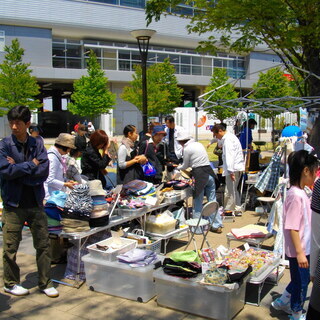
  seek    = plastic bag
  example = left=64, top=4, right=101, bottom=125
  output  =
left=141, top=161, right=157, bottom=177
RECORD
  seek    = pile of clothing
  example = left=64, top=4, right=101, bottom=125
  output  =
left=88, top=180, right=111, bottom=228
left=117, top=248, right=158, bottom=267
left=118, top=180, right=155, bottom=210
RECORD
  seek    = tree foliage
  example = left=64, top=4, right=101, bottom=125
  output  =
left=0, top=39, right=41, bottom=116
left=252, top=67, right=293, bottom=143
left=145, top=0, right=320, bottom=96
left=121, top=58, right=183, bottom=116
left=204, top=68, right=238, bottom=122
left=67, top=50, right=116, bottom=118
left=252, top=67, right=293, bottom=119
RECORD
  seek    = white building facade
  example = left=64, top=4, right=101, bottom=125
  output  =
left=0, top=0, right=284, bottom=137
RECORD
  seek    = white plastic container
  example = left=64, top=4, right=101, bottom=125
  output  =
left=82, top=254, right=160, bottom=302
left=153, top=268, right=247, bottom=320
left=87, top=237, right=137, bottom=261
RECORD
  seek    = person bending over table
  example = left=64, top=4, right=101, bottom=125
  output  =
left=176, top=131, right=223, bottom=234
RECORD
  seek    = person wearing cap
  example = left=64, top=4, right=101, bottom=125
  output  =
left=0, top=105, right=59, bottom=298
left=163, top=115, right=184, bottom=164
left=212, top=124, right=245, bottom=214
left=139, top=123, right=167, bottom=184
left=117, top=125, right=147, bottom=184
left=74, top=124, right=87, bottom=152
left=44, top=133, right=78, bottom=200
left=176, top=131, right=223, bottom=233
left=239, top=118, right=257, bottom=150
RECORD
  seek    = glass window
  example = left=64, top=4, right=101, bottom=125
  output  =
left=53, top=57, right=66, bottom=68
left=103, top=59, right=117, bottom=70
left=120, top=0, right=145, bottom=8
left=203, top=66, right=212, bottom=76
left=66, top=44, right=82, bottom=57
left=168, top=54, right=179, bottom=64
left=67, top=58, right=82, bottom=69
left=214, top=59, right=222, bottom=67
left=147, top=52, right=157, bottom=62
left=171, top=5, right=193, bottom=16
left=203, top=57, right=212, bottom=66
left=119, top=50, right=130, bottom=60
left=157, top=53, right=169, bottom=62
left=52, top=38, right=64, bottom=43
left=53, top=43, right=66, bottom=57
left=192, top=66, right=201, bottom=75
left=131, top=51, right=141, bottom=61
left=119, top=60, right=131, bottom=71
left=181, top=56, right=191, bottom=64
left=102, top=48, right=116, bottom=59
left=192, top=56, right=201, bottom=65
left=84, top=47, right=101, bottom=57
left=180, top=65, right=191, bottom=74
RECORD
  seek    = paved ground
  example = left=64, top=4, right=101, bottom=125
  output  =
left=0, top=206, right=311, bottom=320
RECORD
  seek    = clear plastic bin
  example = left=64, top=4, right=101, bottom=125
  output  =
left=153, top=268, right=247, bottom=320
left=82, top=254, right=160, bottom=302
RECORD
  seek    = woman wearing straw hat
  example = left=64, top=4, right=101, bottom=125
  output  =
left=44, top=133, right=78, bottom=200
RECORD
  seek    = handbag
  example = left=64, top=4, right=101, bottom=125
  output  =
left=141, top=141, right=157, bottom=177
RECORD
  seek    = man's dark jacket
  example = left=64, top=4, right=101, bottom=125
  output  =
left=0, top=134, right=49, bottom=208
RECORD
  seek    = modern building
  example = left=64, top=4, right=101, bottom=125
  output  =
left=0, top=0, right=283, bottom=137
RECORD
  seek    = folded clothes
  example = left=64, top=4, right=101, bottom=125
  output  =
left=117, top=248, right=157, bottom=267
left=231, top=224, right=269, bottom=239
left=123, top=180, right=147, bottom=194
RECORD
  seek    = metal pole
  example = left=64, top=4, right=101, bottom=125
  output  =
left=141, top=50, right=148, bottom=134
left=195, top=101, right=198, bottom=141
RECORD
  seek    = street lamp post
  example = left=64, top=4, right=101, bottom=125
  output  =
left=131, top=29, right=156, bottom=134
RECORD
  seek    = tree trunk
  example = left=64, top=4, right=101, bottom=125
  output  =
left=305, top=48, right=320, bottom=156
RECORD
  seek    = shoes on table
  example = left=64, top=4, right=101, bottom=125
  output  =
left=271, top=298, right=292, bottom=314
left=41, top=287, right=59, bottom=298
left=4, top=284, right=29, bottom=296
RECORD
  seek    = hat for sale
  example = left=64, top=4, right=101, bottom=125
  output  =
left=152, top=125, right=167, bottom=136
left=55, top=133, right=76, bottom=149
left=47, top=190, right=67, bottom=208
left=176, top=131, right=193, bottom=142
left=88, top=180, right=107, bottom=197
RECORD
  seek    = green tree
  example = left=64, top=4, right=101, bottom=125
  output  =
left=67, top=50, right=115, bottom=118
left=0, top=39, right=41, bottom=116
left=204, top=68, right=238, bottom=122
left=121, top=58, right=183, bottom=117
left=145, top=0, right=320, bottom=153
left=252, top=67, right=292, bottom=144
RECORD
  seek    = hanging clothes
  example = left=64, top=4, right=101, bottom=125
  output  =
left=255, top=148, right=283, bottom=193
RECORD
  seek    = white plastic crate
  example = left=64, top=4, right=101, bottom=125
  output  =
left=87, top=237, right=137, bottom=261
left=137, top=239, right=161, bottom=254
left=82, top=254, right=160, bottom=302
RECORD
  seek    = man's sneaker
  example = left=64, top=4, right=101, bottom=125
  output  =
left=211, top=227, right=223, bottom=234
left=288, top=313, right=305, bottom=320
left=41, top=287, right=59, bottom=298
left=271, top=298, right=292, bottom=314
left=4, top=284, right=29, bottom=296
